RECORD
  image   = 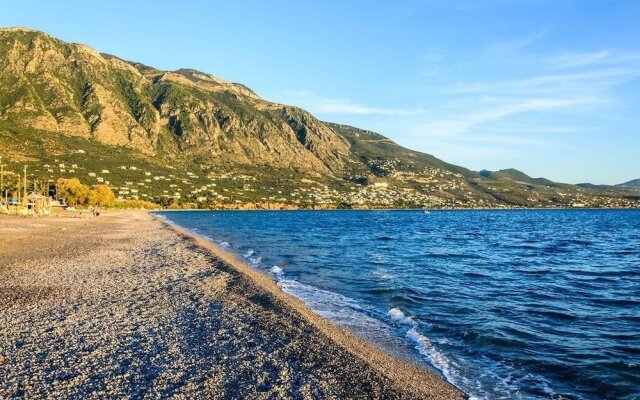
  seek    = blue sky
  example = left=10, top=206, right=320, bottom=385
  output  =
left=2, top=0, right=639, bottom=184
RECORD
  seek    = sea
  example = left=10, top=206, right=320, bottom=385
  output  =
left=156, top=209, right=640, bottom=400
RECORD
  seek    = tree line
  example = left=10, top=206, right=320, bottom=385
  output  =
left=56, top=178, right=116, bottom=207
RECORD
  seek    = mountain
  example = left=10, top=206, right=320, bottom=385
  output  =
left=0, top=28, right=638, bottom=209
left=478, top=169, right=560, bottom=187
left=0, top=28, right=352, bottom=174
left=617, top=179, right=640, bottom=188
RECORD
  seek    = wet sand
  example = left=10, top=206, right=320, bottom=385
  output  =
left=0, top=211, right=465, bottom=399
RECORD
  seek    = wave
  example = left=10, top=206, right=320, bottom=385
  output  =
left=176, top=230, right=421, bottom=375
left=386, top=308, right=469, bottom=395
left=277, top=278, right=394, bottom=340
left=240, top=248, right=262, bottom=267
left=372, top=268, right=395, bottom=280
left=388, top=308, right=415, bottom=325
left=406, top=327, right=461, bottom=391
left=247, top=256, right=261, bottom=267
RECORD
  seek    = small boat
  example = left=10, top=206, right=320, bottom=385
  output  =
left=423, top=209, right=430, bottom=214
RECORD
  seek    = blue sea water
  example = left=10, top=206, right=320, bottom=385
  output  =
left=156, top=210, right=640, bottom=400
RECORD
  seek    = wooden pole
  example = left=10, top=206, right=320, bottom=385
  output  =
left=0, top=155, right=4, bottom=203
left=23, top=165, right=27, bottom=205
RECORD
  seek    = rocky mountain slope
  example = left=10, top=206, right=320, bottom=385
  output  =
left=0, top=28, right=349, bottom=174
left=0, top=28, right=638, bottom=209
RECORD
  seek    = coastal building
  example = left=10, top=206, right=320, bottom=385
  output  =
left=25, top=192, right=51, bottom=216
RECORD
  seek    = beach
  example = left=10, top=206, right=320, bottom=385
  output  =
left=0, top=211, right=463, bottom=399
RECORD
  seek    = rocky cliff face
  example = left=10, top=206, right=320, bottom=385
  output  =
left=0, top=28, right=350, bottom=173
left=0, top=28, right=160, bottom=153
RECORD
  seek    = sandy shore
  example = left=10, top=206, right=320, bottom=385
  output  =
left=0, top=211, right=465, bottom=399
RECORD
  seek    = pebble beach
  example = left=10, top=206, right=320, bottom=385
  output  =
left=0, top=211, right=463, bottom=399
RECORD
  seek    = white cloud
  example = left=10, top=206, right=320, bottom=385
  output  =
left=450, top=67, right=640, bottom=95
left=453, top=0, right=552, bottom=11
left=551, top=50, right=612, bottom=69
left=278, top=91, right=425, bottom=116
left=402, top=139, right=519, bottom=163
left=486, top=27, right=549, bottom=54
left=487, top=124, right=595, bottom=134
left=401, top=45, right=640, bottom=163
left=460, top=135, right=547, bottom=145
left=412, top=97, right=600, bottom=137
left=550, top=50, right=640, bottom=69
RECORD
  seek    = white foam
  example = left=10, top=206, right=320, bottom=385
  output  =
left=406, top=327, right=457, bottom=387
left=243, top=249, right=255, bottom=258
left=247, top=256, right=262, bottom=266
left=277, top=279, right=393, bottom=336
left=217, top=241, right=230, bottom=248
left=156, top=214, right=173, bottom=224
left=388, top=308, right=416, bottom=325
left=386, top=308, right=473, bottom=397
left=270, top=265, right=283, bottom=275
left=373, top=268, right=395, bottom=280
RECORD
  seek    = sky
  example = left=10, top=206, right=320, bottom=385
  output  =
left=1, top=0, right=639, bottom=184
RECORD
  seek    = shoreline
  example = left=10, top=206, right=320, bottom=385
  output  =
left=152, top=213, right=466, bottom=398
left=0, top=211, right=464, bottom=399
left=155, top=206, right=639, bottom=212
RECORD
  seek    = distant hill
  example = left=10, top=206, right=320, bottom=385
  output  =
left=617, top=179, right=640, bottom=188
left=576, top=183, right=612, bottom=190
left=0, top=28, right=637, bottom=209
left=578, top=179, right=640, bottom=190
left=478, top=169, right=560, bottom=187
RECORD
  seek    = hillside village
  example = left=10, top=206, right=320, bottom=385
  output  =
left=1, top=148, right=638, bottom=211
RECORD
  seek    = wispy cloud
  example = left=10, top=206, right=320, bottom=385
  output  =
left=487, top=124, right=597, bottom=134
left=486, top=27, right=549, bottom=54
left=404, top=46, right=640, bottom=157
left=400, top=139, right=520, bottom=163
left=278, top=39, right=639, bottom=168
left=412, top=97, right=600, bottom=137
left=453, top=0, right=552, bottom=11
left=278, top=91, right=425, bottom=116
left=450, top=67, right=640, bottom=95
left=550, top=50, right=640, bottom=69
left=464, top=135, right=547, bottom=145
left=551, top=50, right=612, bottom=69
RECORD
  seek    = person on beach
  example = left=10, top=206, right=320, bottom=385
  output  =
left=93, top=205, right=100, bottom=218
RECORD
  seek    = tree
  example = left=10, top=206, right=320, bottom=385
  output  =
left=89, top=184, right=116, bottom=207
left=56, top=178, right=90, bottom=206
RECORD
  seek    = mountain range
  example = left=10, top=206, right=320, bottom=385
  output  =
left=0, top=28, right=638, bottom=209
